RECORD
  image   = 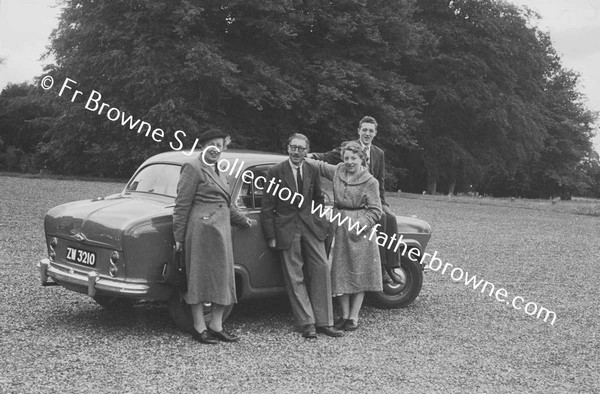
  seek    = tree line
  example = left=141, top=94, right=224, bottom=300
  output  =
left=1, top=0, right=599, bottom=198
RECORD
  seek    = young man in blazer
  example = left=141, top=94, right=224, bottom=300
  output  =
left=261, top=133, right=343, bottom=339
left=310, top=116, right=406, bottom=285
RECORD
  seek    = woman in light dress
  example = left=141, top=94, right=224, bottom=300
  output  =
left=310, top=141, right=382, bottom=330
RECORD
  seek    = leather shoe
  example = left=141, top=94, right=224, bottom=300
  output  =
left=386, top=266, right=407, bottom=288
left=207, top=327, right=239, bottom=343
left=343, top=319, right=359, bottom=331
left=192, top=329, right=218, bottom=344
left=302, top=324, right=317, bottom=339
left=333, top=317, right=347, bottom=330
left=316, top=325, right=344, bottom=337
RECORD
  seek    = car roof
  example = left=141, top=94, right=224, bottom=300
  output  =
left=140, top=149, right=288, bottom=167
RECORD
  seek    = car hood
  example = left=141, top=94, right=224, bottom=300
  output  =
left=44, top=195, right=173, bottom=250
left=395, top=215, right=431, bottom=234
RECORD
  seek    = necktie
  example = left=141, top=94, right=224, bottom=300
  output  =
left=214, top=163, right=220, bottom=176
left=296, top=166, right=303, bottom=193
left=364, top=146, right=371, bottom=172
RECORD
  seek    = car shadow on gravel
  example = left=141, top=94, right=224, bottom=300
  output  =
left=41, top=297, right=298, bottom=336
left=42, top=301, right=177, bottom=336
left=42, top=295, right=368, bottom=337
left=228, top=297, right=299, bottom=335
left=230, top=297, right=293, bottom=323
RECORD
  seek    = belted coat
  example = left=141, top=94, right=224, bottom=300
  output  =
left=173, top=157, right=248, bottom=305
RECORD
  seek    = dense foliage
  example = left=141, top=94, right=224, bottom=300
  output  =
left=0, top=0, right=598, bottom=197
left=400, top=0, right=598, bottom=197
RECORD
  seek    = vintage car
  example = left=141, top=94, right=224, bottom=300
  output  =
left=39, top=150, right=432, bottom=330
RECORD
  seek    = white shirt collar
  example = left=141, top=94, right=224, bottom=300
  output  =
left=359, top=140, right=371, bottom=151
left=288, top=159, right=303, bottom=171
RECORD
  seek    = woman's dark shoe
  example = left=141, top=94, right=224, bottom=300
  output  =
left=192, top=329, right=218, bottom=344
left=333, top=317, right=347, bottom=330
left=207, top=327, right=240, bottom=342
left=343, top=319, right=359, bottom=331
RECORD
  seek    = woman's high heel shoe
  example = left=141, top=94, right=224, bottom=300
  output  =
left=192, top=329, right=218, bottom=344
left=207, top=327, right=239, bottom=342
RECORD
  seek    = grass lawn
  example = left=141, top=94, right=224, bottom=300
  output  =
left=0, top=175, right=598, bottom=393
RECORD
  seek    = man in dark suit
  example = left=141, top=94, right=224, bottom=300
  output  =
left=261, top=133, right=343, bottom=339
left=310, top=116, right=405, bottom=285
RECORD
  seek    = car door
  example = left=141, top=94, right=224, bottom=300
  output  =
left=231, top=165, right=284, bottom=288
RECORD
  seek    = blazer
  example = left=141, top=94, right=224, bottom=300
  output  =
left=312, top=140, right=388, bottom=206
left=260, top=159, right=329, bottom=250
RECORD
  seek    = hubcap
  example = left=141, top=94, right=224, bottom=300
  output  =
left=383, top=267, right=408, bottom=293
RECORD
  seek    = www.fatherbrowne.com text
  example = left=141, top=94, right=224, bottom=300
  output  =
left=310, top=200, right=557, bottom=326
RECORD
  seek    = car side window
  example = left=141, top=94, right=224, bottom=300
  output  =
left=238, top=167, right=268, bottom=209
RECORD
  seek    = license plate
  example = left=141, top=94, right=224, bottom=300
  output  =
left=66, top=246, right=97, bottom=267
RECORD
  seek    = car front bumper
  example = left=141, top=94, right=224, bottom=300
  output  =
left=38, top=258, right=150, bottom=297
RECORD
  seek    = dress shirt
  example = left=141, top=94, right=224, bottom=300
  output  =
left=359, top=141, right=372, bottom=170
left=288, top=159, right=304, bottom=191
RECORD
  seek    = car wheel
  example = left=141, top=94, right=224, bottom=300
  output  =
left=367, top=257, right=423, bottom=309
left=167, top=293, right=234, bottom=332
left=92, top=295, right=135, bottom=309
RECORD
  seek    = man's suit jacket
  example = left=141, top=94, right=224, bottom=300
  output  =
left=260, top=159, right=329, bottom=250
left=312, top=140, right=388, bottom=206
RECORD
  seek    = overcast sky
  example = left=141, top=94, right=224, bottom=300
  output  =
left=0, top=0, right=599, bottom=152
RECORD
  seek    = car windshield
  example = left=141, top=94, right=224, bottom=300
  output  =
left=125, top=163, right=181, bottom=197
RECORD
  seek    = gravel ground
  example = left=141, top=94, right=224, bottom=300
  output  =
left=0, top=175, right=598, bottom=393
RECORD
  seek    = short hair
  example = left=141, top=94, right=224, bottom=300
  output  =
left=287, top=133, right=310, bottom=148
left=358, top=116, right=378, bottom=130
left=340, top=141, right=367, bottom=161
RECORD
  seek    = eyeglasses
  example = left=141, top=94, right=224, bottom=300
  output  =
left=288, top=145, right=307, bottom=152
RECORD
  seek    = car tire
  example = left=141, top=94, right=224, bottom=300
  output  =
left=92, top=295, right=135, bottom=309
left=366, top=256, right=423, bottom=309
left=167, top=293, right=234, bottom=332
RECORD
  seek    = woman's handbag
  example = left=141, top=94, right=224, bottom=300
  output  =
left=161, top=248, right=187, bottom=292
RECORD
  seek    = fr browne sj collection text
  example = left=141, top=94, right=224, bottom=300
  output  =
left=41, top=76, right=208, bottom=155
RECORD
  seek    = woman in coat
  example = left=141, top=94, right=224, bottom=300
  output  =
left=310, top=141, right=382, bottom=331
left=173, top=129, right=253, bottom=344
